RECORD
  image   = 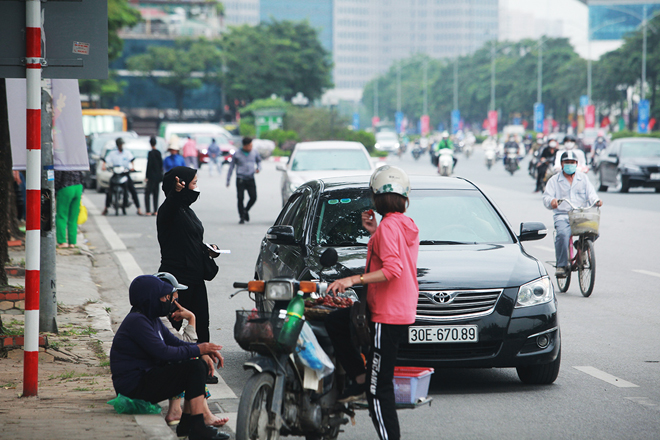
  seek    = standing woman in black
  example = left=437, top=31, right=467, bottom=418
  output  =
left=157, top=166, right=217, bottom=344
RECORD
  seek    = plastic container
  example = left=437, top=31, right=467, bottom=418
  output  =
left=568, top=207, right=600, bottom=235
left=392, top=367, right=434, bottom=404
left=278, top=291, right=306, bottom=348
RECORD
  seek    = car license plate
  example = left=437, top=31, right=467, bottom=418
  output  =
left=408, top=326, right=478, bottom=344
left=650, top=173, right=660, bottom=180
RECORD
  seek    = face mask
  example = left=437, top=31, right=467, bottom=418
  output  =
left=159, top=297, right=172, bottom=317
left=564, top=142, right=575, bottom=150
left=182, top=187, right=200, bottom=206
left=563, top=163, right=577, bottom=175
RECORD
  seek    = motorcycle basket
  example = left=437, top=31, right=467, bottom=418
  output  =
left=568, top=207, right=600, bottom=235
left=234, top=310, right=301, bottom=355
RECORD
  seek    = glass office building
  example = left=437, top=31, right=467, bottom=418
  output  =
left=588, top=1, right=660, bottom=40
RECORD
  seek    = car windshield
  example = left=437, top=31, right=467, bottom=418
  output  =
left=313, top=188, right=512, bottom=246
left=291, top=149, right=371, bottom=171
left=620, top=142, right=660, bottom=158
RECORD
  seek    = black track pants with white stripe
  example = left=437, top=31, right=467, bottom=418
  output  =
left=366, top=321, right=407, bottom=440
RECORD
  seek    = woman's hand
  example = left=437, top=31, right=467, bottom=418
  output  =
left=174, top=176, right=185, bottom=192
left=201, top=354, right=216, bottom=376
left=198, top=343, right=224, bottom=368
left=327, top=276, right=356, bottom=295
left=362, top=210, right=377, bottom=235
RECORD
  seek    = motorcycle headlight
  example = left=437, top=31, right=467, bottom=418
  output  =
left=515, top=277, right=553, bottom=308
left=265, top=281, right=294, bottom=300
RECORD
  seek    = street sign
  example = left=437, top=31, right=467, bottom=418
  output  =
left=534, top=103, right=544, bottom=133
left=585, top=105, right=596, bottom=129
left=451, top=109, right=460, bottom=134
left=395, top=111, right=403, bottom=134
left=420, top=115, right=430, bottom=136
left=638, top=99, right=650, bottom=133
left=580, top=95, right=589, bottom=108
left=0, top=1, right=108, bottom=79
left=352, top=112, right=360, bottom=130
left=488, top=110, right=498, bottom=136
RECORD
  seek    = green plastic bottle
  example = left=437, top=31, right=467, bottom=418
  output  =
left=278, top=291, right=305, bottom=348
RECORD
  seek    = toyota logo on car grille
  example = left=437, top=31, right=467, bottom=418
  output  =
left=422, top=291, right=459, bottom=305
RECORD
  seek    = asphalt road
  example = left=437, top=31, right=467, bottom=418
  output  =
left=85, top=147, right=660, bottom=440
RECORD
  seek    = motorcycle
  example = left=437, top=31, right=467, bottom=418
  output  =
left=109, top=166, right=133, bottom=215
left=463, top=142, right=473, bottom=159
left=438, top=149, right=454, bottom=176
left=411, top=144, right=423, bottom=160
left=484, top=148, right=496, bottom=170
left=504, top=147, right=520, bottom=175
left=232, top=249, right=358, bottom=440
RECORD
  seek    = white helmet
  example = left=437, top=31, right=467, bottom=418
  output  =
left=370, top=165, right=410, bottom=198
left=560, top=150, right=579, bottom=162
left=442, top=131, right=449, bottom=138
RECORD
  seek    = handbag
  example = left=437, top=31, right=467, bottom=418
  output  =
left=350, top=255, right=371, bottom=348
left=77, top=199, right=88, bottom=225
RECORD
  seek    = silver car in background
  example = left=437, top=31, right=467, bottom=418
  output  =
left=374, top=131, right=400, bottom=153
left=276, top=141, right=376, bottom=206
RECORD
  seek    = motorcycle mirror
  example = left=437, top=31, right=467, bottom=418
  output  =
left=320, top=247, right=338, bottom=268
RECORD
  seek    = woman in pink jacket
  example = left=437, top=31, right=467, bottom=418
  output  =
left=327, top=165, right=419, bottom=440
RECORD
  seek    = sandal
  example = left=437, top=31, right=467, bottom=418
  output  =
left=57, top=243, right=70, bottom=249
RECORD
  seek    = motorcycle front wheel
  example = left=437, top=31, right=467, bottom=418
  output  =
left=236, top=373, right=279, bottom=440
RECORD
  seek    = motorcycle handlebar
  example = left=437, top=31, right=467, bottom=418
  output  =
left=233, top=282, right=248, bottom=289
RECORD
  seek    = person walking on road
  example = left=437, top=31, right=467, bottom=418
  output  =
left=325, top=166, right=419, bottom=440
left=54, top=170, right=84, bottom=248
left=144, top=136, right=163, bottom=216
left=109, top=275, right=227, bottom=440
left=157, top=166, right=218, bottom=346
left=225, top=137, right=261, bottom=224
left=183, top=136, right=198, bottom=169
left=206, top=138, right=221, bottom=176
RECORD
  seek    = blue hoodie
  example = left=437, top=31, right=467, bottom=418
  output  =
left=110, top=275, right=201, bottom=396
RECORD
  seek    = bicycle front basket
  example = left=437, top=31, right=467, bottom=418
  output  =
left=568, top=207, right=600, bottom=235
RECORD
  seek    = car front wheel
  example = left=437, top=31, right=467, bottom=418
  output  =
left=516, top=349, right=561, bottom=385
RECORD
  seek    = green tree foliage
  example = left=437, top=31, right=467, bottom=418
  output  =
left=362, top=38, right=586, bottom=128
left=108, top=0, right=142, bottom=62
left=222, top=20, right=333, bottom=107
left=127, top=38, right=223, bottom=119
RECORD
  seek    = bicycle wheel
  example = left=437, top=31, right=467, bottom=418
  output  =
left=578, top=239, right=596, bottom=297
left=556, top=269, right=571, bottom=293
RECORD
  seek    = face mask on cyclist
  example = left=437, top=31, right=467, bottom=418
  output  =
left=564, top=141, right=576, bottom=150
left=563, top=163, right=577, bottom=175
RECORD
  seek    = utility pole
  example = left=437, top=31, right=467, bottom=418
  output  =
left=642, top=4, right=648, bottom=101
left=374, top=78, right=379, bottom=119
left=453, top=57, right=459, bottom=111
left=39, top=82, right=57, bottom=333
left=490, top=42, right=496, bottom=111
left=397, top=61, right=402, bottom=114
left=423, top=59, right=428, bottom=116
left=537, top=38, right=543, bottom=104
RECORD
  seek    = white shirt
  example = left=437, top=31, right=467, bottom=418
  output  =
left=543, top=171, right=599, bottom=219
left=104, top=148, right=134, bottom=168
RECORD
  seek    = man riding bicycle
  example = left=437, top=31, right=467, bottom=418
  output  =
left=543, top=151, right=602, bottom=278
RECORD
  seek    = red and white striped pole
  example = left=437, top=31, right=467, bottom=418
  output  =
left=23, top=0, right=42, bottom=397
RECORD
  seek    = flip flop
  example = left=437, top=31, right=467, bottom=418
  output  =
left=166, top=419, right=180, bottom=426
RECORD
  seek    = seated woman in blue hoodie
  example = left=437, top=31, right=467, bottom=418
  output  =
left=110, top=275, right=227, bottom=440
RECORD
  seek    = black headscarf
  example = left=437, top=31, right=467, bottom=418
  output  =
left=128, top=275, right=175, bottom=320
left=162, top=166, right=197, bottom=197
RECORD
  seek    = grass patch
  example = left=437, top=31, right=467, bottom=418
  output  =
left=1, top=382, right=17, bottom=389
left=59, top=325, right=97, bottom=337
left=100, top=360, right=110, bottom=368
left=74, top=387, right=90, bottom=392
left=1, top=319, right=25, bottom=335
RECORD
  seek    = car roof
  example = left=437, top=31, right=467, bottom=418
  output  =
left=314, top=175, right=479, bottom=192
left=294, top=141, right=367, bottom=150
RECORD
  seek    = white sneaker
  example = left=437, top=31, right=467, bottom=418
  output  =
left=555, top=267, right=567, bottom=277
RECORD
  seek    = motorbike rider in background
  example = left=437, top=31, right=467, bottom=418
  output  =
left=543, top=151, right=602, bottom=278
left=101, top=137, right=144, bottom=216
left=553, top=135, right=588, bottom=174
left=503, top=135, right=520, bottom=167
left=433, top=131, right=457, bottom=168
left=591, top=133, right=608, bottom=167
left=534, top=139, right=558, bottom=193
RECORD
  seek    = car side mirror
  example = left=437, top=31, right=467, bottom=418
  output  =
left=276, top=164, right=286, bottom=171
left=266, top=225, right=296, bottom=245
left=319, top=247, right=338, bottom=268
left=518, top=222, right=547, bottom=242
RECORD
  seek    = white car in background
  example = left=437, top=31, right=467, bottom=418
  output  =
left=96, top=137, right=165, bottom=191
left=374, top=131, right=400, bottom=153
left=276, top=141, right=376, bottom=206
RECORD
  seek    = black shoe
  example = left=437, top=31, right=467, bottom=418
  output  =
left=338, top=381, right=367, bottom=403
left=206, top=374, right=219, bottom=384
left=188, top=414, right=229, bottom=440
left=239, top=218, right=245, bottom=224
left=244, top=211, right=249, bottom=222
left=176, top=413, right=191, bottom=437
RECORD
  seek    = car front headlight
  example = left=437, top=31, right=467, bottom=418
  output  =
left=265, top=281, right=294, bottom=300
left=515, top=276, right=553, bottom=308
left=375, top=143, right=381, bottom=150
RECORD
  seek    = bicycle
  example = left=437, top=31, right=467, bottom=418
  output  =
left=553, top=199, right=600, bottom=297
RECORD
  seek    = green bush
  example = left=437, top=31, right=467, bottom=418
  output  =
left=610, top=130, right=660, bottom=140
left=370, top=150, right=389, bottom=158
left=239, top=120, right=256, bottom=137
left=260, top=129, right=300, bottom=148
left=335, top=129, right=376, bottom=152
left=271, top=147, right=291, bottom=157
left=474, top=135, right=488, bottom=143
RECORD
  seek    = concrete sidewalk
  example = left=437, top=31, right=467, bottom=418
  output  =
left=0, top=200, right=235, bottom=439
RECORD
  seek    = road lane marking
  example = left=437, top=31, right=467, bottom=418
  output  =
left=534, top=245, right=555, bottom=253
left=573, top=366, right=639, bottom=388
left=625, top=397, right=659, bottom=411
left=86, top=198, right=144, bottom=282
left=633, top=269, right=660, bottom=279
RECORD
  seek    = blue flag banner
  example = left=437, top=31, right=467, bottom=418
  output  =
left=352, top=113, right=360, bottom=130
left=451, top=109, right=460, bottom=134
left=395, top=111, right=403, bottom=133
left=638, top=99, right=650, bottom=134
left=534, top=103, right=544, bottom=133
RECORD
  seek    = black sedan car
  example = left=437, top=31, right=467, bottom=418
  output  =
left=256, top=176, right=560, bottom=384
left=597, top=137, right=660, bottom=193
